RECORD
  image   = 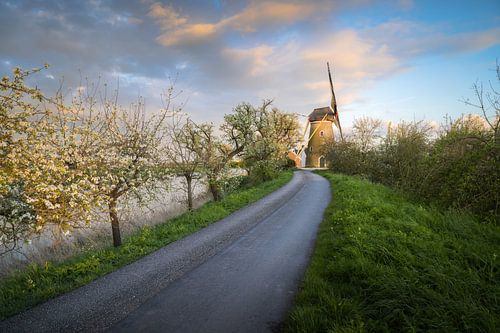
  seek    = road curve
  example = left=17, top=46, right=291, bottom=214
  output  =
left=1, top=171, right=331, bottom=332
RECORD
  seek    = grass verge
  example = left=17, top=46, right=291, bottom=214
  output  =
left=286, top=172, right=499, bottom=332
left=0, top=170, right=293, bottom=320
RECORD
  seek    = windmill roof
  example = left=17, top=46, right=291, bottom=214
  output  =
left=308, top=106, right=335, bottom=122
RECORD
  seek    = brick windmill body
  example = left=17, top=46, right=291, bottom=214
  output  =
left=292, top=62, right=343, bottom=168
left=305, top=106, right=336, bottom=167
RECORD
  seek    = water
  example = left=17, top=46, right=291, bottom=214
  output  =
left=0, top=176, right=210, bottom=276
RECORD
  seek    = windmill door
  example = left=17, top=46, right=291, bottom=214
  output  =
left=319, top=156, right=326, bottom=168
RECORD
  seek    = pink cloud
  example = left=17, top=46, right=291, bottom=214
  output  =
left=148, top=1, right=328, bottom=47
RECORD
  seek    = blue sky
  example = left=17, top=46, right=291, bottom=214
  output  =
left=1, top=0, right=499, bottom=129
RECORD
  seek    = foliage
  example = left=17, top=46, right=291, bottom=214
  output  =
left=0, top=66, right=179, bottom=250
left=1, top=66, right=300, bottom=252
left=324, top=65, right=499, bottom=219
left=381, top=120, right=433, bottom=190
left=222, top=100, right=301, bottom=179
left=352, top=116, right=383, bottom=152
left=163, top=113, right=201, bottom=210
left=418, top=115, right=499, bottom=218
left=246, top=159, right=282, bottom=184
left=0, top=67, right=99, bottom=251
left=181, top=121, right=231, bottom=201
left=286, top=172, right=500, bottom=332
left=0, top=183, right=35, bottom=254
left=183, top=100, right=300, bottom=200
left=82, top=88, right=176, bottom=246
left=326, top=115, right=498, bottom=219
left=0, top=171, right=293, bottom=320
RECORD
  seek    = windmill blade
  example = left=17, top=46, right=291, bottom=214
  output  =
left=334, top=111, right=343, bottom=141
left=301, top=118, right=310, bottom=141
left=327, top=61, right=344, bottom=141
left=295, top=118, right=309, bottom=157
left=288, top=118, right=310, bottom=166
left=327, top=62, right=337, bottom=115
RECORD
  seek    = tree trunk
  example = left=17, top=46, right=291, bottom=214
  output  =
left=186, top=174, right=193, bottom=210
left=109, top=198, right=122, bottom=247
left=209, top=180, right=221, bottom=201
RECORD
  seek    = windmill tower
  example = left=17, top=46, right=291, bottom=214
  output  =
left=301, top=62, right=343, bottom=168
left=305, top=107, right=335, bottom=167
left=287, top=62, right=343, bottom=168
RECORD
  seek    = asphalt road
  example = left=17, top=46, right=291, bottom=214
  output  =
left=1, top=170, right=330, bottom=332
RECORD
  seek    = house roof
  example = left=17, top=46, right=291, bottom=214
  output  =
left=308, top=106, right=335, bottom=122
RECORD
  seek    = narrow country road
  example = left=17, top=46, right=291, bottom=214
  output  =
left=1, top=171, right=331, bottom=333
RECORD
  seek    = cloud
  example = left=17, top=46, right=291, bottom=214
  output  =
left=363, top=20, right=500, bottom=57
left=1, top=0, right=498, bottom=126
left=149, top=1, right=328, bottom=47
left=0, top=0, right=182, bottom=109
left=148, top=3, right=218, bottom=46
left=106, top=14, right=143, bottom=26
left=427, top=28, right=500, bottom=54
left=299, top=30, right=403, bottom=105
left=218, top=1, right=326, bottom=33
left=208, top=17, right=499, bottom=115
left=303, top=30, right=401, bottom=79
left=210, top=28, right=404, bottom=117
left=157, top=23, right=218, bottom=46
left=223, top=45, right=274, bottom=76
left=148, top=2, right=187, bottom=30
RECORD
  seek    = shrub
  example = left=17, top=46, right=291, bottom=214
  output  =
left=324, top=115, right=499, bottom=221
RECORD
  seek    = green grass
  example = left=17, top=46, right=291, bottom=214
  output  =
left=0, top=171, right=293, bottom=320
left=286, top=172, right=500, bottom=332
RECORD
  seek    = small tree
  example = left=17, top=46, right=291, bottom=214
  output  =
left=53, top=81, right=175, bottom=247
left=164, top=114, right=201, bottom=210
left=382, top=121, right=432, bottom=188
left=183, top=121, right=230, bottom=201
left=1, top=67, right=98, bottom=253
left=89, top=94, right=172, bottom=247
left=352, top=117, right=383, bottom=153
left=463, top=60, right=500, bottom=144
left=222, top=100, right=300, bottom=182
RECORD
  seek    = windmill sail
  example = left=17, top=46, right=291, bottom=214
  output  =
left=327, top=62, right=343, bottom=141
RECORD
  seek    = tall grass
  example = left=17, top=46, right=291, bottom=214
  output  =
left=286, top=172, right=500, bottom=332
left=0, top=171, right=293, bottom=320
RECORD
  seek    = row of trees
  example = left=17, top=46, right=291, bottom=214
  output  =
left=167, top=100, right=300, bottom=203
left=324, top=66, right=499, bottom=220
left=0, top=67, right=301, bottom=252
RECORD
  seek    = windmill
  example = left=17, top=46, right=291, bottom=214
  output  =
left=288, top=62, right=343, bottom=168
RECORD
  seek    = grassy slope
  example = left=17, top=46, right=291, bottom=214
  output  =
left=286, top=172, right=499, bottom=332
left=0, top=171, right=293, bottom=320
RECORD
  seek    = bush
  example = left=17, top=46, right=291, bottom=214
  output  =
left=325, top=115, right=499, bottom=221
left=247, top=160, right=281, bottom=185
left=418, top=116, right=499, bottom=217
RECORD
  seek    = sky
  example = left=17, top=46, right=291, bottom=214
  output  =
left=1, top=0, right=499, bottom=130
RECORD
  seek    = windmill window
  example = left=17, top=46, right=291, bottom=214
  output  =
left=320, top=130, right=324, bottom=137
left=309, top=146, right=313, bottom=152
